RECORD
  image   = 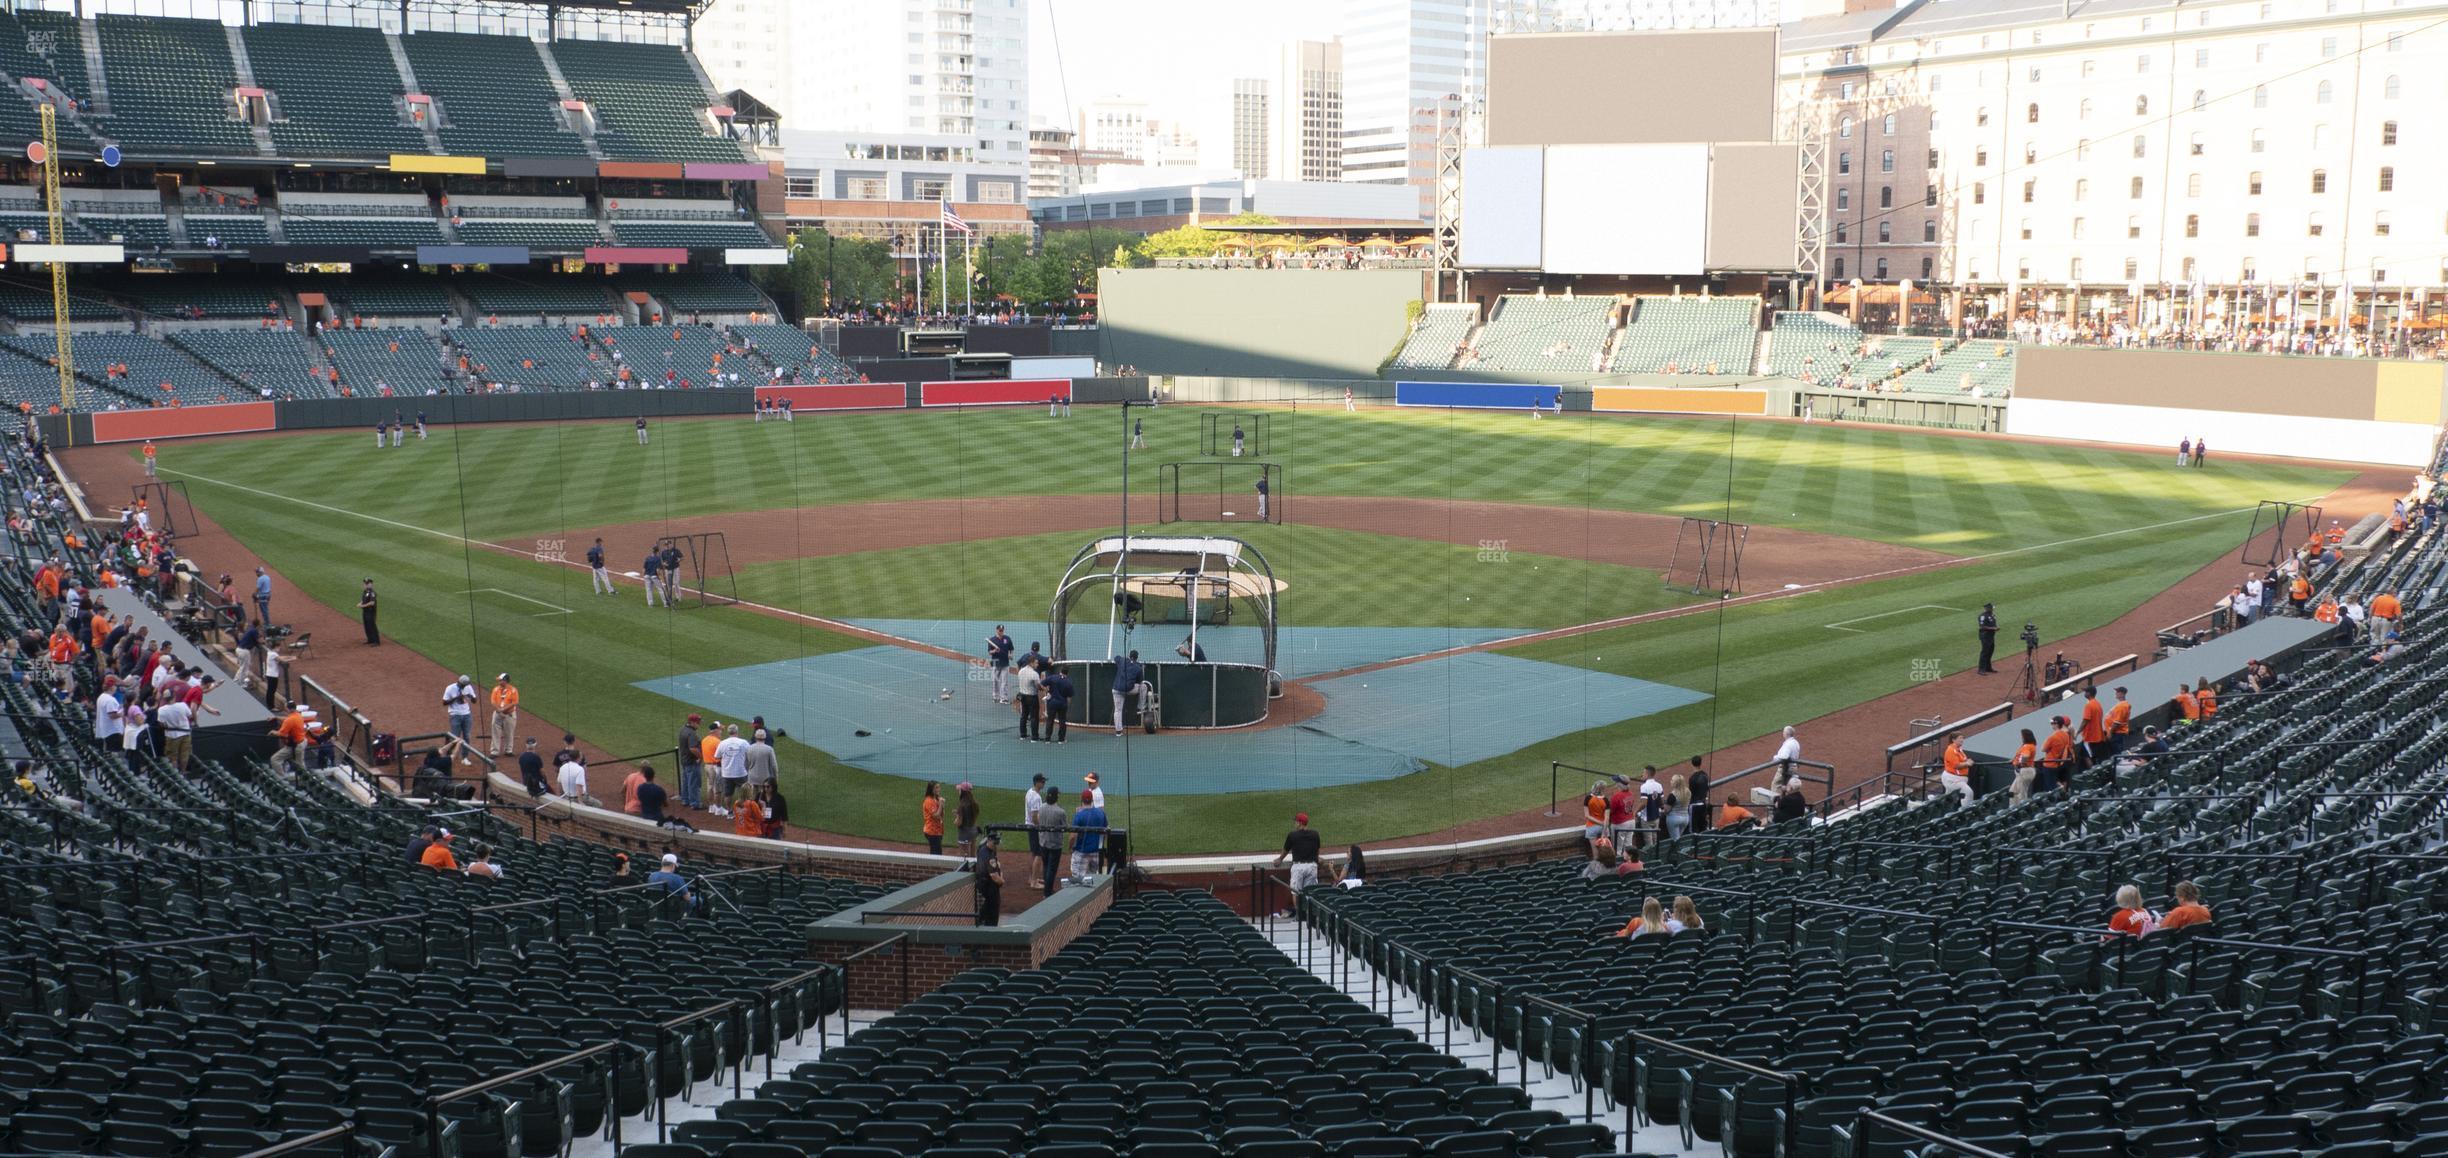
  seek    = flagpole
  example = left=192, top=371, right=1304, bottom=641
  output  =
left=963, top=230, right=974, bottom=319
left=913, top=225, right=923, bottom=320
left=939, top=216, right=950, bottom=315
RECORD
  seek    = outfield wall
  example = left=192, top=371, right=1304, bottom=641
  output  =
left=2008, top=346, right=2448, bottom=465
left=1095, top=268, right=1423, bottom=379
left=40, top=378, right=1153, bottom=443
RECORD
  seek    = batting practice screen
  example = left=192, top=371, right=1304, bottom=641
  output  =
left=1200, top=412, right=1271, bottom=458
left=1159, top=461, right=1284, bottom=525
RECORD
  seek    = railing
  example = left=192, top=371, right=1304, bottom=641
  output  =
left=2157, top=604, right=2231, bottom=645
left=1620, top=1030, right=1799, bottom=1155
left=2041, top=653, right=2140, bottom=699
left=103, top=929, right=267, bottom=994
left=1715, top=756, right=1834, bottom=802
left=756, top=961, right=841, bottom=1078
left=233, top=1123, right=355, bottom=1157
left=1547, top=761, right=1621, bottom=818
left=653, top=1001, right=747, bottom=1140
left=1521, top=992, right=1602, bottom=1121
left=1817, top=763, right=1938, bottom=820
left=427, top=1039, right=629, bottom=1158
left=389, top=730, right=496, bottom=801
left=837, top=932, right=911, bottom=1039
left=1886, top=702, right=2014, bottom=774
left=1853, top=1109, right=2014, bottom=1157
left=296, top=673, right=371, bottom=762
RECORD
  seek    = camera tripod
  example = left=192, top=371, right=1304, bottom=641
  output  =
left=2012, top=644, right=2042, bottom=702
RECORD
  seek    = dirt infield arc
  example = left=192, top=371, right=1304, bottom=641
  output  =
left=521, top=494, right=1957, bottom=589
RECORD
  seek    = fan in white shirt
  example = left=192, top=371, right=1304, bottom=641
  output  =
left=557, top=757, right=591, bottom=800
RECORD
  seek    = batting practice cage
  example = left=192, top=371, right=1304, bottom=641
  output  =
left=1048, top=535, right=1282, bottom=728
left=1664, top=516, right=1748, bottom=595
left=1201, top=411, right=1271, bottom=458
left=131, top=481, right=197, bottom=538
left=654, top=532, right=740, bottom=608
left=2242, top=499, right=2324, bottom=566
left=1159, top=461, right=1284, bottom=524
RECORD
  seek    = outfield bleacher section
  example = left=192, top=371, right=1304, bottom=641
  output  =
left=1305, top=467, right=2448, bottom=1158
left=1766, top=311, right=1868, bottom=381
left=731, top=322, right=862, bottom=382
left=599, top=324, right=735, bottom=387
left=242, top=23, right=424, bottom=160
left=0, top=11, right=98, bottom=154
left=548, top=38, right=753, bottom=163
left=0, top=341, right=121, bottom=411
left=1607, top=296, right=1762, bottom=374
left=67, top=192, right=172, bottom=250
left=1920, top=338, right=2020, bottom=394
left=450, top=325, right=609, bottom=389
left=321, top=328, right=453, bottom=395
left=10, top=331, right=241, bottom=405
left=115, top=280, right=283, bottom=322
left=610, top=218, right=773, bottom=249
left=278, top=194, right=443, bottom=249
left=400, top=31, right=589, bottom=158
left=91, top=15, right=257, bottom=158
left=629, top=270, right=771, bottom=315
left=1387, top=304, right=1475, bottom=371
left=1461, top=295, right=1616, bottom=373
left=318, top=275, right=454, bottom=323
left=0, top=281, right=117, bottom=323
left=168, top=329, right=333, bottom=399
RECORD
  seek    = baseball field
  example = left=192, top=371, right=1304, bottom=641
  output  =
left=100, top=403, right=2352, bottom=852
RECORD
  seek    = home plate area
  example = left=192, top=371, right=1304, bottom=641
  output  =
left=634, top=630, right=1708, bottom=794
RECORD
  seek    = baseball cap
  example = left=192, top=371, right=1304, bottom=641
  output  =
left=661, top=853, right=679, bottom=866
left=687, top=713, right=702, bottom=723
left=1294, top=812, right=1309, bottom=825
left=1083, top=772, right=1099, bottom=784
left=497, top=672, right=508, bottom=681
left=957, top=780, right=972, bottom=792
left=1081, top=789, right=1095, bottom=804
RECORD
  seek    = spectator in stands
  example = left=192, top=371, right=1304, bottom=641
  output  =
left=464, top=844, right=502, bottom=880
left=675, top=714, right=703, bottom=809
left=735, top=782, right=773, bottom=838
left=743, top=727, right=778, bottom=798
left=2106, top=884, right=2154, bottom=938
left=1071, top=790, right=1107, bottom=882
left=1686, top=756, right=1713, bottom=833
left=921, top=780, right=945, bottom=854
left=2371, top=629, right=2407, bottom=665
left=606, top=852, right=634, bottom=887
left=1663, top=775, right=1691, bottom=840
left=1337, top=846, right=1367, bottom=889
left=973, top=831, right=1004, bottom=927
left=419, top=829, right=459, bottom=871
left=1615, top=896, right=1669, bottom=938
left=1276, top=811, right=1323, bottom=906
left=1582, top=781, right=1610, bottom=850
left=1773, top=777, right=1809, bottom=825
left=518, top=737, right=547, bottom=797
left=268, top=699, right=307, bottom=774
left=2158, top=881, right=2213, bottom=932
left=956, top=782, right=980, bottom=857
left=2009, top=728, right=2040, bottom=802
left=406, top=825, right=442, bottom=864
left=556, top=747, right=594, bottom=806
left=1036, top=789, right=1069, bottom=894
left=2077, top=687, right=2108, bottom=772
left=1667, top=897, right=1704, bottom=934
left=2039, top=716, right=2075, bottom=792
left=1768, top=726, right=1803, bottom=799
left=1605, top=776, right=1637, bottom=850
left=1939, top=731, right=1975, bottom=808
left=1716, top=796, right=1755, bottom=829
left=647, top=853, right=692, bottom=906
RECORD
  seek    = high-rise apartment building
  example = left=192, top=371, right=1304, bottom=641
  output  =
left=1233, top=78, right=1271, bottom=179
left=1340, top=0, right=1552, bottom=211
left=1272, top=39, right=1345, bottom=182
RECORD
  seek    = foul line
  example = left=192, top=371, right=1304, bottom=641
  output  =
left=1825, top=604, right=1964, bottom=633
left=458, top=587, right=574, bottom=617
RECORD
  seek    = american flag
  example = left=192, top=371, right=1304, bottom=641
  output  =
left=940, top=200, right=972, bottom=235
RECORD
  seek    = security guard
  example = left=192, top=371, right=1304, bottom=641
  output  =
left=1976, top=603, right=1999, bottom=673
left=359, top=579, right=380, bottom=645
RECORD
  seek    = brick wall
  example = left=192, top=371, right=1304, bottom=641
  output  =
left=809, top=881, right=1114, bottom=1009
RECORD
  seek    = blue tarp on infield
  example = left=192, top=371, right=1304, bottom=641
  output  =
left=842, top=618, right=1531, bottom=678
left=636, top=643, right=1711, bottom=794
left=1307, top=652, right=1714, bottom=768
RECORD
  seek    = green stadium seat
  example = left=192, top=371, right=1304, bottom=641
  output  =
left=93, top=15, right=259, bottom=157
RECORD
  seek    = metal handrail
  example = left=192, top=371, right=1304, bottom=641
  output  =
left=755, top=961, right=841, bottom=1077
left=232, top=1123, right=356, bottom=1158
left=1720, top=757, right=1834, bottom=794
left=654, top=1000, right=748, bottom=1139
left=426, top=1039, right=629, bottom=1158
left=2041, top=653, right=2141, bottom=698
left=837, top=932, right=912, bottom=1039
left=1620, top=1030, right=1799, bottom=1156
left=1886, top=702, right=2014, bottom=772
left=1853, top=1109, right=2014, bottom=1158
left=1548, top=761, right=1620, bottom=818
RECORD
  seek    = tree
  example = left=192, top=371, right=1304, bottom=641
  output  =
left=758, top=228, right=902, bottom=314
left=1137, top=212, right=1288, bottom=260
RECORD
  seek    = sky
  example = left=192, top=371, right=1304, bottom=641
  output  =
left=1026, top=0, right=1347, bottom=160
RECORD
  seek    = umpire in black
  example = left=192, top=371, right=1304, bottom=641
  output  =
left=1976, top=603, right=1999, bottom=673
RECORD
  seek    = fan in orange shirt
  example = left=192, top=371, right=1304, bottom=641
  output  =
left=2104, top=687, right=2133, bottom=755
left=2372, top=590, right=2404, bottom=622
left=2172, top=686, right=2199, bottom=725
left=2158, top=881, right=2213, bottom=932
left=2106, top=884, right=2152, bottom=939
left=2194, top=679, right=2218, bottom=719
left=2077, top=687, right=2107, bottom=770
left=2009, top=729, right=2040, bottom=802
left=1938, top=732, right=1975, bottom=808
left=2038, top=717, right=2075, bottom=792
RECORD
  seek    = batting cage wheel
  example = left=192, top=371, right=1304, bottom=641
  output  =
left=652, top=531, right=740, bottom=608
left=1200, top=412, right=1271, bottom=458
left=1158, top=461, right=1283, bottom=525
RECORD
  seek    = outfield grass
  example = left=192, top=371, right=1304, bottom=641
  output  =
left=151, top=407, right=2352, bottom=852
left=736, top=523, right=1692, bottom=630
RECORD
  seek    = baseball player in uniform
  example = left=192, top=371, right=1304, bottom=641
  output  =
left=588, top=538, right=613, bottom=595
